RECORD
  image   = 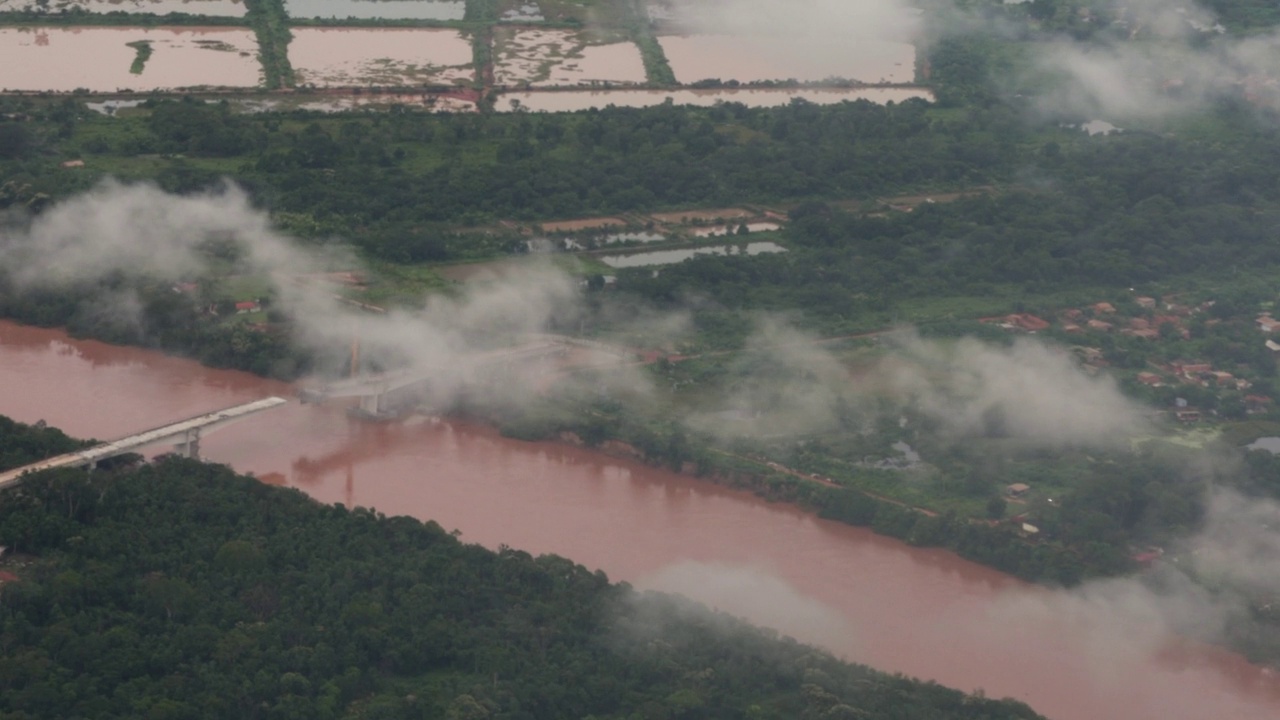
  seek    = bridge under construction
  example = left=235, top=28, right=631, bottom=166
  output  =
left=0, top=397, right=288, bottom=491
left=299, top=335, right=633, bottom=420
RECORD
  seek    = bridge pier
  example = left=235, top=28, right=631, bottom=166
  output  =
left=173, top=428, right=202, bottom=460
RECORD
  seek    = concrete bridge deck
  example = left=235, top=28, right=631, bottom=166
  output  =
left=0, top=397, right=288, bottom=490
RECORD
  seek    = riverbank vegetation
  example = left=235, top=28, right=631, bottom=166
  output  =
left=0, top=418, right=1045, bottom=720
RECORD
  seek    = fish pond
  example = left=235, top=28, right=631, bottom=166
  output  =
left=658, top=33, right=915, bottom=85
left=599, top=242, right=787, bottom=269
left=0, top=26, right=260, bottom=92
left=289, top=27, right=473, bottom=87
left=283, top=0, right=464, bottom=21
left=0, top=0, right=246, bottom=16
left=492, top=28, right=645, bottom=87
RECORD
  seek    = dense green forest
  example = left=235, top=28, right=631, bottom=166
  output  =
left=0, top=418, right=1044, bottom=720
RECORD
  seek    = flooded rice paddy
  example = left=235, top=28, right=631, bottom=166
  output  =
left=0, top=0, right=246, bottom=16
left=283, top=0, right=463, bottom=20
left=659, top=34, right=915, bottom=85
left=0, top=26, right=260, bottom=92
left=690, top=221, right=782, bottom=237
left=289, top=27, right=472, bottom=87
left=493, top=28, right=645, bottom=87
left=601, top=231, right=666, bottom=244
left=238, top=93, right=476, bottom=112
left=600, top=241, right=787, bottom=269
left=495, top=86, right=932, bottom=112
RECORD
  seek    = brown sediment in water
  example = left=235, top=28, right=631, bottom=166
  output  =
left=0, top=0, right=247, bottom=16
left=3, top=318, right=1280, bottom=720
left=658, top=33, right=916, bottom=85
left=289, top=27, right=473, bottom=88
left=493, top=28, right=646, bottom=87
left=0, top=26, right=261, bottom=92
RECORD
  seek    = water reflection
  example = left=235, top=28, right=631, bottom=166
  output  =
left=4, top=319, right=1280, bottom=720
left=283, top=0, right=463, bottom=21
left=690, top=221, right=781, bottom=237
left=659, top=33, right=916, bottom=85
left=0, top=0, right=246, bottom=17
left=0, top=26, right=261, bottom=92
left=289, top=27, right=473, bottom=87
left=600, top=242, right=786, bottom=268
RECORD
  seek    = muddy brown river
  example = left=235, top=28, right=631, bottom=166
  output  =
left=2, top=319, right=1279, bottom=720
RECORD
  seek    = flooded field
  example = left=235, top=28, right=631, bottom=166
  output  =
left=659, top=34, right=915, bottom=85
left=496, top=86, right=932, bottom=112
left=601, top=231, right=665, bottom=244
left=0, top=27, right=260, bottom=92
left=0, top=0, right=246, bottom=16
left=283, top=0, right=464, bottom=21
left=690, top=221, right=781, bottom=237
left=493, top=28, right=645, bottom=87
left=289, top=27, right=472, bottom=87
left=600, top=241, right=787, bottom=268
left=237, top=92, right=476, bottom=112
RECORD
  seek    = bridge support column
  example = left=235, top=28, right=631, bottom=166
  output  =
left=359, top=393, right=384, bottom=416
left=174, top=429, right=201, bottom=460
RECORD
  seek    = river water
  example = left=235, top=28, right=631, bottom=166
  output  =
left=2, top=319, right=1279, bottom=720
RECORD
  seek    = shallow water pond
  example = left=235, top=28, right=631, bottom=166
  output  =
left=493, top=28, right=645, bottom=87
left=0, top=0, right=246, bottom=16
left=690, top=221, right=781, bottom=238
left=600, top=242, right=786, bottom=269
left=0, top=26, right=260, bottom=92
left=283, top=0, right=463, bottom=21
left=289, top=27, right=473, bottom=87
left=659, top=33, right=915, bottom=85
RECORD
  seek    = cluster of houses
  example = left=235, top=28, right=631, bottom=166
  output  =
left=983, top=295, right=1280, bottom=424
left=984, top=296, right=1195, bottom=340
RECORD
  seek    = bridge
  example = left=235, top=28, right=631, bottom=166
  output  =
left=299, top=340, right=575, bottom=419
left=299, top=335, right=635, bottom=419
left=0, top=397, right=288, bottom=490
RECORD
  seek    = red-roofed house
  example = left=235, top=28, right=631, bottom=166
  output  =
left=1173, top=361, right=1212, bottom=376
left=1087, top=319, right=1113, bottom=332
left=1137, top=372, right=1164, bottom=386
left=1008, top=314, right=1050, bottom=332
left=1136, top=296, right=1157, bottom=309
left=1092, top=302, right=1117, bottom=314
left=0, top=570, right=19, bottom=584
left=1122, top=328, right=1160, bottom=339
left=235, top=300, right=261, bottom=314
left=1259, top=316, right=1280, bottom=333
